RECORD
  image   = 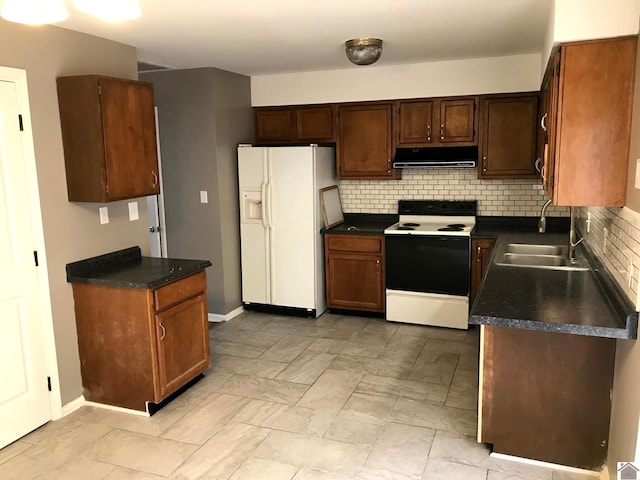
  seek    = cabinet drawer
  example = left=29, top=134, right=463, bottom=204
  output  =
left=326, top=235, right=383, bottom=253
left=154, top=271, right=206, bottom=312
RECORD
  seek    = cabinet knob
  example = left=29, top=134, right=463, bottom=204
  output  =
left=152, top=171, right=158, bottom=188
left=159, top=321, right=166, bottom=341
left=477, top=246, right=482, bottom=262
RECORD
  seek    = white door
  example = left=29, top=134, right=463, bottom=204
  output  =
left=0, top=79, right=50, bottom=448
left=269, top=147, right=315, bottom=309
left=147, top=107, right=167, bottom=258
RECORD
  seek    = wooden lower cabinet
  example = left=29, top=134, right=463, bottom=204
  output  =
left=325, top=234, right=385, bottom=312
left=71, top=271, right=210, bottom=411
left=470, top=238, right=496, bottom=304
left=479, top=325, right=615, bottom=470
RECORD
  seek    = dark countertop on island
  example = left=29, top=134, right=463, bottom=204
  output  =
left=66, top=246, right=212, bottom=289
left=470, top=228, right=638, bottom=340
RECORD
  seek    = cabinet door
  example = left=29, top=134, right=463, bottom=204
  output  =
left=326, top=252, right=384, bottom=312
left=479, top=95, right=538, bottom=179
left=255, top=108, right=294, bottom=143
left=398, top=101, right=433, bottom=145
left=100, top=78, right=160, bottom=201
left=541, top=52, right=560, bottom=199
left=296, top=105, right=335, bottom=141
left=470, top=239, right=495, bottom=304
left=439, top=98, right=476, bottom=143
left=338, top=103, right=394, bottom=179
left=155, top=294, right=210, bottom=399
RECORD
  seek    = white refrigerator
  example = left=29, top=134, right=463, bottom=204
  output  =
left=238, top=145, right=336, bottom=317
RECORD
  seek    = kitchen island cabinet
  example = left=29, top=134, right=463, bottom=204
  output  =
left=57, top=75, right=160, bottom=202
left=337, top=103, right=396, bottom=179
left=478, top=94, right=538, bottom=179
left=67, top=247, right=212, bottom=412
left=470, top=238, right=495, bottom=304
left=538, top=36, right=636, bottom=206
left=479, top=325, right=614, bottom=470
left=325, top=233, right=385, bottom=312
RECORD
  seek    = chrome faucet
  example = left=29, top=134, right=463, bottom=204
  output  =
left=569, top=206, right=584, bottom=262
left=538, top=199, right=552, bottom=233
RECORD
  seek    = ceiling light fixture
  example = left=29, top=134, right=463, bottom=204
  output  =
left=1, top=0, right=68, bottom=25
left=345, top=38, right=383, bottom=66
left=73, top=0, right=141, bottom=21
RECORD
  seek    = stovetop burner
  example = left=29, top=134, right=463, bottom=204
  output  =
left=398, top=226, right=416, bottom=231
left=384, top=200, right=477, bottom=237
left=438, top=226, right=464, bottom=232
left=447, top=224, right=466, bottom=228
left=402, top=223, right=420, bottom=227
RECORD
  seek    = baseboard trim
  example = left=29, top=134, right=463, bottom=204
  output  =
left=489, top=453, right=599, bottom=476
left=61, top=396, right=85, bottom=417
left=208, top=306, right=244, bottom=323
left=85, top=400, right=150, bottom=417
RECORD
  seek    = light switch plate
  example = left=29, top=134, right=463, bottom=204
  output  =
left=200, top=191, right=208, bottom=204
left=99, top=207, right=109, bottom=225
left=128, top=201, right=139, bottom=221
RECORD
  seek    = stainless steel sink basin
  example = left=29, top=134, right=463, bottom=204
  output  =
left=500, top=253, right=569, bottom=266
left=495, top=244, right=589, bottom=271
left=504, top=243, right=565, bottom=256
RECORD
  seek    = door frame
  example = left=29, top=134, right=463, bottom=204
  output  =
left=1, top=66, right=62, bottom=420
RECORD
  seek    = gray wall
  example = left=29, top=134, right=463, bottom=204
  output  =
left=141, top=68, right=252, bottom=314
left=0, top=20, right=145, bottom=405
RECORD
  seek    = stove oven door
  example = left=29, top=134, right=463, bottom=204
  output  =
left=385, top=235, right=470, bottom=295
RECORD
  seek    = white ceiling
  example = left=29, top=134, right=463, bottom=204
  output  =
left=56, top=0, right=554, bottom=76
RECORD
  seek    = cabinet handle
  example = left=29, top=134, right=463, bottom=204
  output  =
left=159, top=321, right=166, bottom=341
left=535, top=158, right=542, bottom=172
left=440, top=124, right=445, bottom=140
left=482, top=156, right=487, bottom=172
left=387, top=158, right=391, bottom=174
left=426, top=124, right=431, bottom=141
left=376, top=259, right=380, bottom=273
left=477, top=246, right=482, bottom=262
left=540, top=113, right=548, bottom=132
left=152, top=171, right=158, bottom=188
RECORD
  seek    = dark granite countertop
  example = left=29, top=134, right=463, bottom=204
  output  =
left=66, top=246, right=212, bottom=289
left=470, top=229, right=638, bottom=339
left=324, top=213, right=397, bottom=236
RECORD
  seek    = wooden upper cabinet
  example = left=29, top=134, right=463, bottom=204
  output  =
left=397, top=96, right=477, bottom=146
left=254, top=108, right=294, bottom=142
left=57, top=75, right=160, bottom=202
left=439, top=98, right=477, bottom=144
left=478, top=94, right=539, bottom=179
left=254, top=105, right=336, bottom=144
left=544, top=36, right=637, bottom=206
left=398, top=100, right=433, bottom=144
left=338, top=103, right=395, bottom=179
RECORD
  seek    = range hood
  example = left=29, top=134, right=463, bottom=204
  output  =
left=392, top=146, right=478, bottom=169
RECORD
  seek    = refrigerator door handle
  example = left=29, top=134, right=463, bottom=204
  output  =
left=260, top=181, right=268, bottom=229
left=266, top=182, right=274, bottom=228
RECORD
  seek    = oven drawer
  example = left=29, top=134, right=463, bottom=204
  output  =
left=326, top=235, right=383, bottom=253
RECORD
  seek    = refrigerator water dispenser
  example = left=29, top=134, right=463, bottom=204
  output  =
left=241, top=189, right=263, bottom=222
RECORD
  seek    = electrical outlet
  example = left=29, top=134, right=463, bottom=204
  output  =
left=99, top=207, right=109, bottom=225
left=200, top=191, right=208, bottom=204
left=128, top=201, right=139, bottom=221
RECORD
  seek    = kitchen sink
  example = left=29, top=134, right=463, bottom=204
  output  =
left=504, top=243, right=565, bottom=256
left=495, top=245, right=589, bottom=271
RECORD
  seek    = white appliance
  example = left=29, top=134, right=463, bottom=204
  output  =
left=238, top=145, right=336, bottom=317
left=384, top=200, right=477, bottom=329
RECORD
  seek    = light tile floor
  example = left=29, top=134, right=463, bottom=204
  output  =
left=0, top=311, right=596, bottom=480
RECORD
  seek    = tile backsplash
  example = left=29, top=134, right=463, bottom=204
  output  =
left=577, top=206, right=640, bottom=309
left=339, top=169, right=569, bottom=216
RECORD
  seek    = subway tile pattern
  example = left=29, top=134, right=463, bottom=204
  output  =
left=577, top=206, right=640, bottom=308
left=339, top=170, right=569, bottom=216
left=0, top=312, right=595, bottom=480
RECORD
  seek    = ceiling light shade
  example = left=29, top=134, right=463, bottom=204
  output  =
left=73, top=0, right=141, bottom=21
left=345, top=38, right=383, bottom=66
left=1, top=0, right=68, bottom=25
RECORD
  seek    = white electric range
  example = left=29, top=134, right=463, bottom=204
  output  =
left=384, top=200, right=477, bottom=329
